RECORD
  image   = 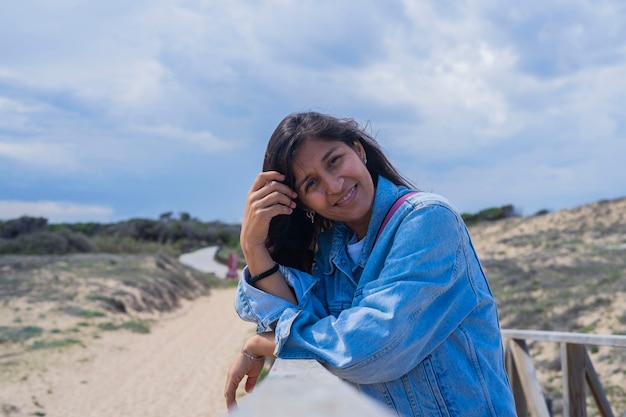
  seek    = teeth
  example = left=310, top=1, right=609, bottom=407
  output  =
left=337, top=187, right=354, bottom=205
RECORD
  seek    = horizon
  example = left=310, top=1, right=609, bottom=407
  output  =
left=3, top=193, right=625, bottom=226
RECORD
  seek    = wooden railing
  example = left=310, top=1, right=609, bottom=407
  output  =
left=502, top=329, right=626, bottom=417
left=228, top=357, right=395, bottom=417
left=229, top=330, right=626, bottom=417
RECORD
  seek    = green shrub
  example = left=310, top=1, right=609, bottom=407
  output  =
left=462, top=205, right=519, bottom=226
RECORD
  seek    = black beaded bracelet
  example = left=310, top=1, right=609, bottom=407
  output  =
left=248, top=263, right=279, bottom=284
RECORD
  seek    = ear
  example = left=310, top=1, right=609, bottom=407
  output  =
left=352, top=140, right=366, bottom=161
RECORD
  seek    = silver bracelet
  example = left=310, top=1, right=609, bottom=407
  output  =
left=241, top=349, right=264, bottom=361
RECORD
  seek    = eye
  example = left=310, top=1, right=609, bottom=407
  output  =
left=304, top=178, right=318, bottom=193
left=329, top=154, right=342, bottom=166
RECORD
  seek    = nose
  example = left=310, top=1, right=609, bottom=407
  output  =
left=322, top=174, right=343, bottom=194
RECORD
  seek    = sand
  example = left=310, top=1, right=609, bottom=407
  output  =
left=0, top=287, right=256, bottom=417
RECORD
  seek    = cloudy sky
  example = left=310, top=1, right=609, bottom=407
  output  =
left=1, top=1, right=625, bottom=224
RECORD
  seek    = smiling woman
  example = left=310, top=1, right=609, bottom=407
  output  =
left=223, top=112, right=518, bottom=417
left=291, top=139, right=374, bottom=240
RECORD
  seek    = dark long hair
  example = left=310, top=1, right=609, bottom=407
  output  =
left=262, top=111, right=414, bottom=272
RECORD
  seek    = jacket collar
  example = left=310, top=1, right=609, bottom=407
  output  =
left=330, top=176, right=408, bottom=269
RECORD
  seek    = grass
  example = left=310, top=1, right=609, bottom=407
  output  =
left=121, top=320, right=150, bottom=334
left=0, top=325, right=44, bottom=344
left=30, top=338, right=84, bottom=350
left=62, top=306, right=106, bottom=318
left=97, top=319, right=151, bottom=334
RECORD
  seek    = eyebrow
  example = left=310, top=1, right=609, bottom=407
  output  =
left=295, top=145, right=340, bottom=191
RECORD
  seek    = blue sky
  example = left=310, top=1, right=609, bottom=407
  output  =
left=1, top=1, right=625, bottom=224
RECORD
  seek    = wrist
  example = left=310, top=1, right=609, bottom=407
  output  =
left=241, top=349, right=264, bottom=361
left=248, top=263, right=279, bottom=284
left=244, top=332, right=276, bottom=358
left=240, top=240, right=267, bottom=260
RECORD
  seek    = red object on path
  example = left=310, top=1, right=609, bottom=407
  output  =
left=227, top=253, right=238, bottom=279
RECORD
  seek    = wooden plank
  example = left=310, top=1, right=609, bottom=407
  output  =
left=509, top=339, right=551, bottom=417
left=502, top=330, right=626, bottom=347
left=505, top=339, right=529, bottom=417
left=584, top=349, right=614, bottom=417
left=562, top=343, right=587, bottom=417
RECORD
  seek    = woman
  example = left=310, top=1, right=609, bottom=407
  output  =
left=224, top=112, right=516, bottom=416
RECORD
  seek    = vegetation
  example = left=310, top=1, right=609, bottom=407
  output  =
left=0, top=326, right=43, bottom=344
left=461, top=204, right=521, bottom=226
left=0, top=204, right=534, bottom=256
left=0, top=212, right=241, bottom=256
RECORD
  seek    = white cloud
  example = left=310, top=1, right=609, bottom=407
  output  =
left=0, top=141, right=82, bottom=171
left=0, top=0, right=625, bottom=221
left=131, top=124, right=238, bottom=153
left=0, top=200, right=114, bottom=223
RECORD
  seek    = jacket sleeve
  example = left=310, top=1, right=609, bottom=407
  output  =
left=234, top=264, right=329, bottom=342
left=274, top=202, right=491, bottom=384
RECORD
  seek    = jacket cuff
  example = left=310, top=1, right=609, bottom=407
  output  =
left=274, top=307, right=316, bottom=359
left=235, top=265, right=296, bottom=331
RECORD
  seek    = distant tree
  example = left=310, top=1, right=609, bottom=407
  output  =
left=159, top=212, right=173, bottom=221
left=462, top=205, right=520, bottom=226
left=0, top=216, right=48, bottom=238
left=179, top=212, right=191, bottom=222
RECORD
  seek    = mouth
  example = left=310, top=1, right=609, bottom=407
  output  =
left=335, top=185, right=357, bottom=206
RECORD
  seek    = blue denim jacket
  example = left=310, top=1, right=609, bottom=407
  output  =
left=236, top=176, right=516, bottom=417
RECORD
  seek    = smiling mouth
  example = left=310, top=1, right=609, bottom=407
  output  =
left=335, top=185, right=356, bottom=206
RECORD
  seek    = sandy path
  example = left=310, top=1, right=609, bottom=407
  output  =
left=179, top=247, right=229, bottom=278
left=1, top=288, right=256, bottom=417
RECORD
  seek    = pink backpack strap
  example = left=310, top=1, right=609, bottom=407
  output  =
left=374, top=191, right=419, bottom=245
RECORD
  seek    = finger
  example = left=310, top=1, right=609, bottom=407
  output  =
left=224, top=366, right=245, bottom=409
left=253, top=185, right=297, bottom=206
left=224, top=378, right=240, bottom=410
left=250, top=171, right=286, bottom=192
left=253, top=190, right=297, bottom=211
left=250, top=173, right=298, bottom=199
left=244, top=375, right=259, bottom=393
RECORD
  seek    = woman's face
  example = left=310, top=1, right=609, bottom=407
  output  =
left=291, top=138, right=375, bottom=238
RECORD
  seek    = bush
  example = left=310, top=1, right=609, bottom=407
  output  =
left=62, top=229, right=96, bottom=253
left=462, top=205, right=519, bottom=226
left=0, top=216, right=48, bottom=238
left=0, top=214, right=242, bottom=255
left=0, top=231, right=67, bottom=254
left=0, top=230, right=95, bottom=255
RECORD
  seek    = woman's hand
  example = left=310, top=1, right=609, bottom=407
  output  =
left=240, top=171, right=298, bottom=304
left=224, top=332, right=276, bottom=411
left=223, top=350, right=265, bottom=411
left=240, top=171, right=297, bottom=257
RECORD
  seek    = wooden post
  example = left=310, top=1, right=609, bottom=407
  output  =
left=509, top=339, right=551, bottom=417
left=505, top=338, right=529, bottom=417
left=584, top=349, right=614, bottom=417
left=562, top=343, right=587, bottom=417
